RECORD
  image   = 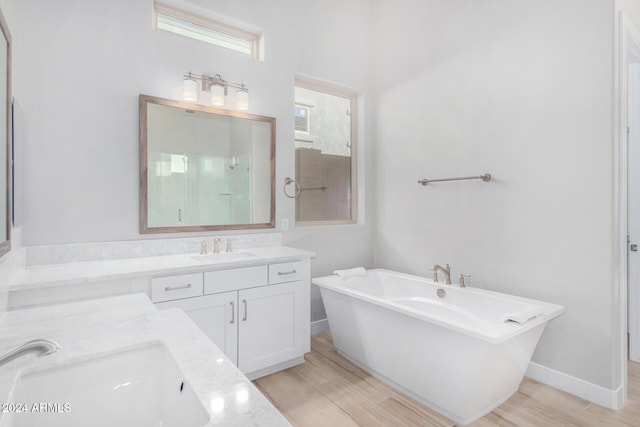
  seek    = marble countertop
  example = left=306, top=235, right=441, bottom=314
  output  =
left=9, top=246, right=315, bottom=291
left=0, top=294, right=291, bottom=426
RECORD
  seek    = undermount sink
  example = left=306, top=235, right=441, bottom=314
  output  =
left=3, top=342, right=210, bottom=427
left=191, top=252, right=256, bottom=262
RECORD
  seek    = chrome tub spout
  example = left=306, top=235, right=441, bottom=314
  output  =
left=430, top=263, right=452, bottom=284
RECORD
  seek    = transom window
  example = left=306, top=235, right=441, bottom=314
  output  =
left=154, top=3, right=261, bottom=60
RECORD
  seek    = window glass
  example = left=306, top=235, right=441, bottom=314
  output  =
left=294, top=81, right=357, bottom=224
left=294, top=105, right=310, bottom=133
left=155, top=3, right=260, bottom=59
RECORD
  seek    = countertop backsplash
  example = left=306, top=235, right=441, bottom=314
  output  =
left=22, top=233, right=283, bottom=266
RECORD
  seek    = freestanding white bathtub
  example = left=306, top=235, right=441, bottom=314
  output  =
left=312, top=269, right=564, bottom=425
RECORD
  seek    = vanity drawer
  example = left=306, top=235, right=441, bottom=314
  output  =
left=151, top=273, right=204, bottom=303
left=269, top=261, right=305, bottom=284
left=204, top=265, right=267, bottom=294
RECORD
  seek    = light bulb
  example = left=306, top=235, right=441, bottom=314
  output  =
left=182, top=78, right=198, bottom=102
left=236, top=88, right=249, bottom=111
left=211, top=84, right=225, bottom=106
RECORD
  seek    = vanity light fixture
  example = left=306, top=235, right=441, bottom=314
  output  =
left=182, top=71, right=250, bottom=110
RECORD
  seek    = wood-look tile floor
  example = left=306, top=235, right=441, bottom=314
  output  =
left=254, top=331, right=640, bottom=426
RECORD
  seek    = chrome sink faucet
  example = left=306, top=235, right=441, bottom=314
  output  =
left=0, top=339, right=61, bottom=367
left=199, top=240, right=207, bottom=255
left=213, top=237, right=222, bottom=254
left=430, top=264, right=452, bottom=285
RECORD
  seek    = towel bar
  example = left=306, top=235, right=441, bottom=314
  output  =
left=418, top=173, right=491, bottom=186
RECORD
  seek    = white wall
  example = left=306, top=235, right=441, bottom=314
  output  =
left=280, top=1, right=375, bottom=321
left=371, top=0, right=617, bottom=390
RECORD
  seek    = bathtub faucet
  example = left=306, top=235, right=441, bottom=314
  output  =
left=430, top=264, right=451, bottom=285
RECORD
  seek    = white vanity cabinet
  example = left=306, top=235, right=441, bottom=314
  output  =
left=153, top=259, right=310, bottom=379
left=154, top=291, right=238, bottom=364
left=237, top=281, right=305, bottom=375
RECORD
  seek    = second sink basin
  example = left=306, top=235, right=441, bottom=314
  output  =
left=3, top=342, right=210, bottom=427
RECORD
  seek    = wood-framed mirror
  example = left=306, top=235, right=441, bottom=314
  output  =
left=0, top=8, right=11, bottom=258
left=139, top=95, right=275, bottom=234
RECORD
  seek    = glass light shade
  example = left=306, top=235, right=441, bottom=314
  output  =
left=182, top=78, right=198, bottom=102
left=211, top=84, right=225, bottom=106
left=236, top=89, right=249, bottom=111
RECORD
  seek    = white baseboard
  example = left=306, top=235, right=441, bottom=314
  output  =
left=526, top=362, right=624, bottom=410
left=310, top=319, right=329, bottom=335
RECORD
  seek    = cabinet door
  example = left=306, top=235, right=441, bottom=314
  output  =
left=156, top=292, right=238, bottom=364
left=238, top=281, right=304, bottom=374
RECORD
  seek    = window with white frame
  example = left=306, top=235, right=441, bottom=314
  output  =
left=154, top=3, right=261, bottom=60
left=294, top=79, right=357, bottom=225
